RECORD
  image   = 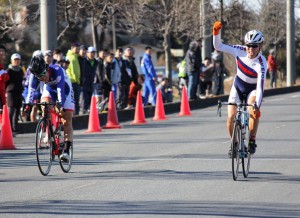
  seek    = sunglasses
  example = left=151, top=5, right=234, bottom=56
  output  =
left=246, top=44, right=259, bottom=48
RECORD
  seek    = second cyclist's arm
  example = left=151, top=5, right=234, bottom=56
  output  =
left=255, top=56, right=267, bottom=108
left=213, top=34, right=245, bottom=58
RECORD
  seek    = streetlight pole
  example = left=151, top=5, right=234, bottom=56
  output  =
left=286, top=0, right=295, bottom=86
left=40, top=0, right=57, bottom=51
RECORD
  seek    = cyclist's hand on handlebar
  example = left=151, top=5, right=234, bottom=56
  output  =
left=213, top=21, right=222, bottom=35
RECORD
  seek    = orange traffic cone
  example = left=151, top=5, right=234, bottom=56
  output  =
left=178, top=86, right=191, bottom=116
left=85, top=95, right=102, bottom=133
left=0, top=105, right=16, bottom=150
left=103, top=91, right=121, bottom=129
left=130, top=91, right=147, bottom=125
left=152, top=89, right=167, bottom=121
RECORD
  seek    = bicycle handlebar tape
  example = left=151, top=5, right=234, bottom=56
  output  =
left=178, top=86, right=191, bottom=116
left=130, top=90, right=147, bottom=125
left=103, top=91, right=121, bottom=129
left=213, top=21, right=222, bottom=35
left=85, top=95, right=102, bottom=133
left=0, top=105, right=16, bottom=150
left=152, top=89, right=167, bottom=121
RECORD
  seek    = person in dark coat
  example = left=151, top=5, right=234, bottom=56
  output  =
left=6, top=53, right=24, bottom=133
left=82, top=47, right=98, bottom=114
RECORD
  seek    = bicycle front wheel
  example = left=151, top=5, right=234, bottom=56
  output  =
left=60, top=144, right=73, bottom=173
left=242, top=125, right=251, bottom=178
left=35, top=119, right=53, bottom=176
left=231, top=123, right=241, bottom=181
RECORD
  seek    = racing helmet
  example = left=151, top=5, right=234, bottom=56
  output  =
left=29, top=56, right=47, bottom=78
left=244, top=30, right=264, bottom=45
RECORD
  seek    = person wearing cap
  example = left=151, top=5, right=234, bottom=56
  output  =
left=6, top=53, right=24, bottom=133
left=0, top=45, right=9, bottom=113
left=141, top=46, right=157, bottom=106
left=66, top=42, right=81, bottom=115
left=82, top=46, right=98, bottom=114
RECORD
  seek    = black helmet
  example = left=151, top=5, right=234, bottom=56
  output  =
left=29, top=56, right=47, bottom=77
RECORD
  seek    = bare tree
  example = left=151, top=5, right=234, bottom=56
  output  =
left=57, top=0, right=122, bottom=50
left=0, top=0, right=37, bottom=40
left=119, top=0, right=202, bottom=83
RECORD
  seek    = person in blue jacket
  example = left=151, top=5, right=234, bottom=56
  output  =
left=141, top=46, right=157, bottom=106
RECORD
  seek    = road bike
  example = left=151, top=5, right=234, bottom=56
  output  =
left=217, top=97, right=257, bottom=181
left=96, top=97, right=108, bottom=113
left=33, top=102, right=73, bottom=176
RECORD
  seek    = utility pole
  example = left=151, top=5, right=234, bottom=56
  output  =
left=286, top=0, right=295, bottom=86
left=40, top=0, right=57, bottom=51
left=201, top=0, right=212, bottom=60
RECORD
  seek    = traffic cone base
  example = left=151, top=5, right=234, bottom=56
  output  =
left=152, top=89, right=167, bottom=121
left=0, top=105, right=16, bottom=150
left=103, top=91, right=121, bottom=129
left=85, top=96, right=102, bottom=133
left=131, top=91, right=147, bottom=125
left=178, top=86, right=191, bottom=116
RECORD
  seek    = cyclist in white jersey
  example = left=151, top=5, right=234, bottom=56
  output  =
left=213, top=21, right=267, bottom=155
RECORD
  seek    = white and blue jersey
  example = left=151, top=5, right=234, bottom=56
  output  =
left=213, top=34, right=267, bottom=107
left=27, top=64, right=74, bottom=110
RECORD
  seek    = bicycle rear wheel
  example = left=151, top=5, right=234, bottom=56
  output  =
left=242, top=125, right=251, bottom=178
left=60, top=144, right=73, bottom=173
left=35, top=119, right=53, bottom=176
left=231, top=123, right=241, bottom=181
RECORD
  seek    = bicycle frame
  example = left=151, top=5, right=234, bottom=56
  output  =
left=217, top=99, right=256, bottom=180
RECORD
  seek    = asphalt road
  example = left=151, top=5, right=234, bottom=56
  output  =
left=0, top=92, right=300, bottom=218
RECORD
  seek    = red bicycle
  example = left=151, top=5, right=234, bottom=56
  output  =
left=34, top=102, right=73, bottom=176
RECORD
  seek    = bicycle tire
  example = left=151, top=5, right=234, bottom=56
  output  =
left=35, top=119, right=53, bottom=176
left=242, top=125, right=251, bottom=178
left=231, top=123, right=241, bottom=181
left=60, top=144, right=73, bottom=173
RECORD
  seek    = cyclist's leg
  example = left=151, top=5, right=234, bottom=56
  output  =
left=60, top=92, right=74, bottom=160
left=227, top=85, right=238, bottom=138
left=247, top=91, right=259, bottom=139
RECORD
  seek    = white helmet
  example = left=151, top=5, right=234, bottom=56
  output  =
left=244, top=30, right=264, bottom=44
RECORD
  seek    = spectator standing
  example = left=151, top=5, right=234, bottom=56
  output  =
left=82, top=47, right=98, bottom=114
left=156, top=77, right=173, bottom=103
left=52, top=48, right=64, bottom=64
left=94, top=49, right=108, bottom=103
left=113, top=47, right=128, bottom=109
left=212, top=52, right=227, bottom=96
left=267, top=49, right=277, bottom=88
left=78, top=45, right=87, bottom=87
left=199, top=57, right=214, bottom=98
left=0, top=44, right=9, bottom=112
left=141, top=46, right=157, bottom=106
left=66, top=42, right=81, bottom=115
left=123, top=47, right=139, bottom=87
left=111, top=48, right=122, bottom=101
left=102, top=53, right=114, bottom=100
left=44, top=50, right=53, bottom=65
left=6, top=53, right=24, bottom=133
left=185, top=41, right=202, bottom=100
left=177, top=59, right=188, bottom=96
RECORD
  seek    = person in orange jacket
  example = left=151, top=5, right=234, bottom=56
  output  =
left=0, top=45, right=9, bottom=113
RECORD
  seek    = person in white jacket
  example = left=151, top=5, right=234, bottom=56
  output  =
left=213, top=21, right=267, bottom=156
